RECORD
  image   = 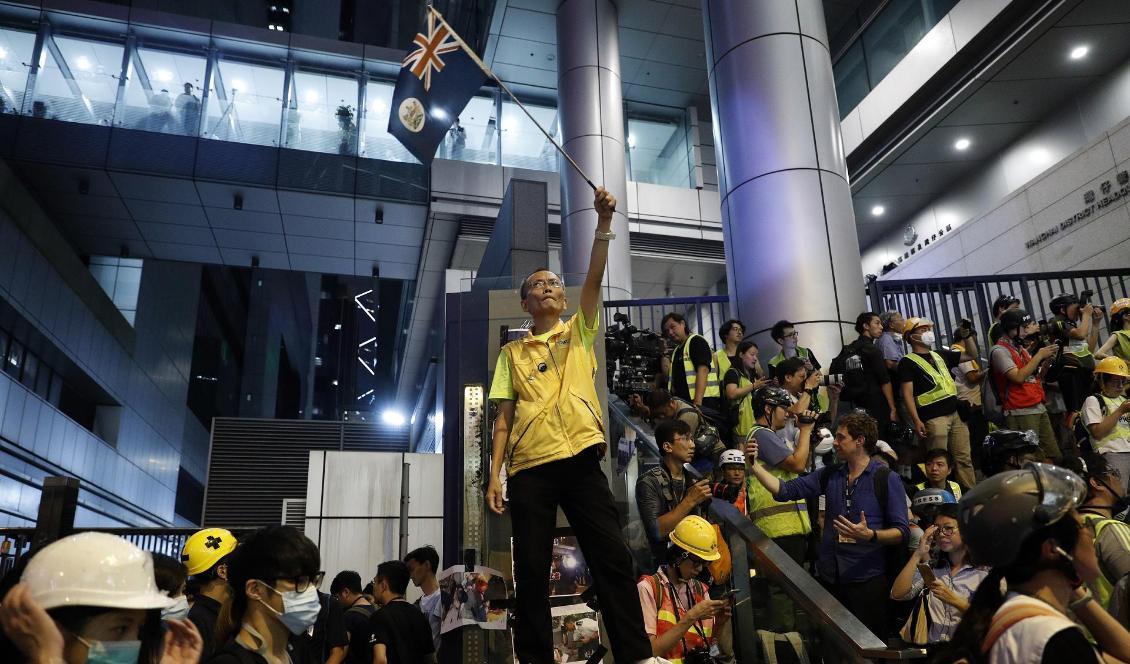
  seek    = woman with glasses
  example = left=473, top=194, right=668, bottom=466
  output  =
left=891, top=504, right=987, bottom=646
left=635, top=516, right=728, bottom=663
left=208, top=526, right=322, bottom=664
left=1081, top=357, right=1130, bottom=489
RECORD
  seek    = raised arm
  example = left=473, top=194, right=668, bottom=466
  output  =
left=579, top=187, right=617, bottom=324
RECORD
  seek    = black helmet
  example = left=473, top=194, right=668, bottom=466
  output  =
left=752, top=385, right=792, bottom=411
left=998, top=308, right=1034, bottom=335
left=884, top=420, right=914, bottom=448
left=992, top=294, right=1020, bottom=315
left=982, top=429, right=1039, bottom=475
left=1049, top=293, right=1078, bottom=315
left=958, top=463, right=1085, bottom=568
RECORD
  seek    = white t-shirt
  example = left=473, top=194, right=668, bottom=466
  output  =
left=1082, top=394, right=1130, bottom=453
left=952, top=359, right=981, bottom=404
left=988, top=594, right=1093, bottom=664
left=417, top=588, right=443, bottom=650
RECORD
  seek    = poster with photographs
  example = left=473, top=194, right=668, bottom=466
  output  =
left=437, top=564, right=509, bottom=634
left=512, top=604, right=601, bottom=664
left=548, top=531, right=593, bottom=598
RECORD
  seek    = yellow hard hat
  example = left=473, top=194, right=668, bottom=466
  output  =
left=1095, top=356, right=1130, bottom=379
left=669, top=515, right=720, bottom=561
left=1111, top=298, right=1130, bottom=317
left=181, top=528, right=237, bottom=576
left=902, top=317, right=933, bottom=335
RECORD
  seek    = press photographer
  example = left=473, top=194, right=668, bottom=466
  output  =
left=1049, top=291, right=1102, bottom=417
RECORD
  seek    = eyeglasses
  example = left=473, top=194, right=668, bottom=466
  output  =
left=936, top=526, right=958, bottom=536
left=784, top=331, right=799, bottom=339
left=526, top=278, right=562, bottom=291
left=280, top=571, right=324, bottom=592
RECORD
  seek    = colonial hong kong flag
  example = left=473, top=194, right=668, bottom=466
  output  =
left=388, top=8, right=489, bottom=165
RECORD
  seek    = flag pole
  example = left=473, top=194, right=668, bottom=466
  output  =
left=428, top=6, right=599, bottom=192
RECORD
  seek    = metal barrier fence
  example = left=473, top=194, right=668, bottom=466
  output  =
left=868, top=268, right=1130, bottom=350
left=604, top=295, right=731, bottom=340
left=0, top=526, right=219, bottom=578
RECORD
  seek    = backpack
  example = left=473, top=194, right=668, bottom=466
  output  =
left=675, top=404, right=725, bottom=465
left=1072, top=396, right=1107, bottom=456
left=829, top=341, right=868, bottom=403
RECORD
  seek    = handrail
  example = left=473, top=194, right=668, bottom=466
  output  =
left=607, top=395, right=660, bottom=460
left=709, top=500, right=927, bottom=661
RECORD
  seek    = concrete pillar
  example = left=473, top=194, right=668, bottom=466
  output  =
left=556, top=0, right=632, bottom=301
left=703, top=0, right=865, bottom=361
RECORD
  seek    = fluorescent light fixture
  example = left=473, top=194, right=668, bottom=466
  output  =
left=871, top=205, right=885, bottom=217
left=954, top=137, right=971, bottom=151
left=382, top=409, right=407, bottom=426
left=1069, top=45, right=1089, bottom=60
left=75, top=55, right=91, bottom=71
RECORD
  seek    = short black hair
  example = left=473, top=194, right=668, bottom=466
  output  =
left=519, top=268, right=554, bottom=299
left=719, top=319, right=745, bottom=341
left=152, top=553, right=187, bottom=596
left=404, top=545, right=440, bottom=576
left=775, top=356, right=807, bottom=382
left=330, top=570, right=362, bottom=595
left=226, top=526, right=321, bottom=632
left=661, top=311, right=687, bottom=331
left=376, top=560, right=411, bottom=596
left=770, top=320, right=795, bottom=342
left=854, top=311, right=879, bottom=334
left=362, top=582, right=375, bottom=596
left=934, top=504, right=960, bottom=522
left=654, top=419, right=692, bottom=453
left=924, top=448, right=955, bottom=468
left=644, top=388, right=674, bottom=413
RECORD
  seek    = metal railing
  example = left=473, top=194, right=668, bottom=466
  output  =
left=605, top=295, right=731, bottom=342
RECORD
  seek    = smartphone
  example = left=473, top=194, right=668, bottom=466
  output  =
left=710, top=588, right=738, bottom=601
left=917, top=563, right=937, bottom=586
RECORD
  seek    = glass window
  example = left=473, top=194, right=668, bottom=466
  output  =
left=0, top=27, right=37, bottom=115
left=20, top=351, right=36, bottom=389
left=627, top=115, right=690, bottom=188
left=500, top=98, right=557, bottom=172
left=862, top=0, right=928, bottom=87
left=359, top=78, right=415, bottom=162
left=118, top=45, right=207, bottom=136
left=439, top=94, right=497, bottom=165
left=35, top=364, right=51, bottom=399
left=33, top=35, right=123, bottom=126
left=4, top=339, right=23, bottom=379
left=834, top=40, right=870, bottom=119
left=88, top=256, right=142, bottom=327
left=204, top=57, right=284, bottom=147
left=48, top=372, right=62, bottom=407
left=0, top=328, right=8, bottom=364
left=286, top=70, right=359, bottom=155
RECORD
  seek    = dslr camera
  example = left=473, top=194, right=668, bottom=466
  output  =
left=683, top=647, right=721, bottom=664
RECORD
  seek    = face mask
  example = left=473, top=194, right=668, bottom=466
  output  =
left=920, top=331, right=936, bottom=346
left=257, top=582, right=321, bottom=635
left=162, top=595, right=190, bottom=622
left=78, top=638, right=142, bottom=664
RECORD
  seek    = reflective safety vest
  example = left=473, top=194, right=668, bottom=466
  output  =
left=993, top=339, right=1046, bottom=411
left=745, top=426, right=812, bottom=538
left=905, top=352, right=957, bottom=408
left=1093, top=395, right=1130, bottom=451
left=728, top=369, right=755, bottom=440
left=1081, top=513, right=1130, bottom=608
left=768, top=346, right=815, bottom=369
left=1112, top=330, right=1130, bottom=364
left=915, top=480, right=962, bottom=500
left=648, top=570, right=713, bottom=664
left=715, top=349, right=733, bottom=381
left=669, top=333, right=721, bottom=399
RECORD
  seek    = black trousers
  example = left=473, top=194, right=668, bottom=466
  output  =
left=508, top=447, right=652, bottom=664
left=820, top=574, right=890, bottom=640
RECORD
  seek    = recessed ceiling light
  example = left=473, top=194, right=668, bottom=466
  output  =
left=954, top=137, right=971, bottom=151
left=430, top=107, right=448, bottom=120
left=304, top=89, right=318, bottom=103
left=871, top=205, right=885, bottom=217
left=154, top=69, right=173, bottom=82
left=1069, top=45, right=1089, bottom=60
left=75, top=55, right=91, bottom=71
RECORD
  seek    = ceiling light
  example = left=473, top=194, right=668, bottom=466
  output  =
left=954, top=137, right=971, bottom=151
left=231, top=78, right=246, bottom=92
left=382, top=409, right=407, bottom=427
left=154, top=69, right=173, bottom=82
left=304, top=89, right=318, bottom=103
left=430, top=107, right=448, bottom=121
left=871, top=205, right=885, bottom=217
left=75, top=55, right=91, bottom=71
left=1069, top=45, right=1089, bottom=60
left=0, top=47, right=9, bottom=60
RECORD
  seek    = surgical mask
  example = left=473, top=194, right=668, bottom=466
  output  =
left=920, top=331, right=936, bottom=346
left=77, top=637, right=142, bottom=664
left=162, top=595, right=190, bottom=622
left=257, top=582, right=321, bottom=635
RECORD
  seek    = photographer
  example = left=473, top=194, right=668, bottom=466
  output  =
left=950, top=324, right=987, bottom=470
left=1081, top=357, right=1130, bottom=485
left=1095, top=298, right=1130, bottom=363
left=835, top=312, right=898, bottom=427
left=636, top=419, right=712, bottom=570
left=775, top=357, right=825, bottom=444
left=769, top=320, right=827, bottom=413
left=662, top=312, right=723, bottom=418
left=723, top=340, right=769, bottom=441
left=636, top=516, right=728, bottom=664
left=485, top=188, right=653, bottom=664
left=1049, top=292, right=1102, bottom=418
left=987, top=294, right=1021, bottom=346
left=898, top=317, right=976, bottom=488
left=989, top=309, right=1062, bottom=462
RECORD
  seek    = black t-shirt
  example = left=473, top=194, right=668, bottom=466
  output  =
left=189, top=595, right=222, bottom=660
left=897, top=350, right=960, bottom=421
left=369, top=600, right=435, bottom=664
left=671, top=335, right=721, bottom=412
left=343, top=602, right=376, bottom=664
left=205, top=640, right=268, bottom=664
left=292, top=593, right=348, bottom=664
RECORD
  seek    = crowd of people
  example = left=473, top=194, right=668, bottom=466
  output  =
left=620, top=294, right=1130, bottom=662
left=0, top=526, right=446, bottom=664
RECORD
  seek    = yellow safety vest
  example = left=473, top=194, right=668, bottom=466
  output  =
left=669, top=333, right=721, bottom=399
left=915, top=480, right=962, bottom=500
left=715, top=349, right=733, bottom=380
left=728, top=369, right=755, bottom=440
left=745, top=426, right=812, bottom=538
left=1094, top=395, right=1130, bottom=451
left=905, top=352, right=957, bottom=408
left=1082, top=513, right=1129, bottom=608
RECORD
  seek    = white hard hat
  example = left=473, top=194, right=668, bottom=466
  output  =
left=575, top=618, right=599, bottom=639
left=813, top=428, right=834, bottom=455
left=719, top=449, right=745, bottom=467
left=22, top=532, right=176, bottom=611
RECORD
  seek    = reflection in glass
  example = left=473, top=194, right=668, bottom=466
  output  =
left=0, top=28, right=37, bottom=114
left=119, top=46, right=207, bottom=136
left=33, top=35, right=123, bottom=125
left=627, top=116, right=690, bottom=188
left=500, top=98, right=557, bottom=172
left=287, top=70, right=359, bottom=155
left=833, top=40, right=870, bottom=119
left=204, top=58, right=284, bottom=147
left=360, top=78, right=416, bottom=162
left=440, top=94, right=497, bottom=165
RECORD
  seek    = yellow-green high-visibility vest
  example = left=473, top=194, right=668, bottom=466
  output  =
left=669, top=333, right=721, bottom=399
left=905, top=352, right=957, bottom=408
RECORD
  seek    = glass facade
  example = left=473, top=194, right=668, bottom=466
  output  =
left=627, top=115, right=690, bottom=188
left=119, top=46, right=207, bottom=137
left=500, top=98, right=556, bottom=172
left=0, top=27, right=35, bottom=114
left=206, top=57, right=284, bottom=147
left=89, top=256, right=143, bottom=326
left=286, top=69, right=359, bottom=155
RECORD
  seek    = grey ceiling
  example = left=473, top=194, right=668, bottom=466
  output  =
left=851, top=0, right=1130, bottom=248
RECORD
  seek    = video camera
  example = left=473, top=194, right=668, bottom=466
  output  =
left=605, top=312, right=665, bottom=398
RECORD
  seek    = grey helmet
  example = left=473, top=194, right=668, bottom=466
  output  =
left=958, top=462, right=1085, bottom=568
